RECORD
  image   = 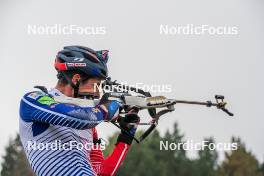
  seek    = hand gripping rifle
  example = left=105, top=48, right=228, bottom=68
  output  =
left=102, top=78, right=234, bottom=143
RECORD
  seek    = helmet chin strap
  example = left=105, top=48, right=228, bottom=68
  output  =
left=72, top=80, right=80, bottom=98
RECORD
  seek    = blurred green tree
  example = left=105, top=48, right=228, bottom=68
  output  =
left=192, top=137, right=218, bottom=176
left=1, top=134, right=34, bottom=176
left=217, top=137, right=261, bottom=176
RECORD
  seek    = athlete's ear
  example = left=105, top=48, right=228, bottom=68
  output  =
left=72, top=74, right=81, bottom=85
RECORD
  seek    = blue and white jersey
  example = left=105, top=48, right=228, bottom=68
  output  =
left=19, top=88, right=104, bottom=176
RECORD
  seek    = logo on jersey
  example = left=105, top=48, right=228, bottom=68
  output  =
left=27, top=92, right=45, bottom=100
left=37, top=96, right=56, bottom=106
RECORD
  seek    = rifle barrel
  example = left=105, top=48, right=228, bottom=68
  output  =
left=174, top=100, right=217, bottom=107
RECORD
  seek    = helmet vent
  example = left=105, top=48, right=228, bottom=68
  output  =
left=62, top=51, right=74, bottom=57
left=83, top=52, right=99, bottom=63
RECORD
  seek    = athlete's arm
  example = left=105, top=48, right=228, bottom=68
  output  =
left=90, top=112, right=139, bottom=176
left=99, top=142, right=130, bottom=176
left=20, top=91, right=119, bottom=130
left=90, top=128, right=105, bottom=173
left=90, top=128, right=130, bottom=176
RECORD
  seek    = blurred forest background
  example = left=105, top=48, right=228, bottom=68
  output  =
left=1, top=123, right=263, bottom=176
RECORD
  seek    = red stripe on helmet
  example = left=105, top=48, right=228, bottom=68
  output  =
left=54, top=59, right=67, bottom=71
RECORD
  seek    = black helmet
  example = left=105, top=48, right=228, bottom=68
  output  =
left=54, top=45, right=109, bottom=98
left=55, top=45, right=108, bottom=79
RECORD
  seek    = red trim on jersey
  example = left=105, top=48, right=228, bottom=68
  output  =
left=89, top=128, right=130, bottom=176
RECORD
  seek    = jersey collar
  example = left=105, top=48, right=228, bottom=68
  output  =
left=48, top=88, right=65, bottom=97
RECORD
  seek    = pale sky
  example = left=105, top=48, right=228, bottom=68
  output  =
left=0, top=0, right=263, bottom=166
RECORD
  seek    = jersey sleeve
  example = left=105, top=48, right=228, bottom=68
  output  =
left=89, top=128, right=130, bottom=176
left=20, top=91, right=105, bottom=129
left=99, top=142, right=129, bottom=176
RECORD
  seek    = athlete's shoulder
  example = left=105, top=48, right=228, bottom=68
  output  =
left=20, top=90, right=55, bottom=122
left=22, top=90, right=56, bottom=105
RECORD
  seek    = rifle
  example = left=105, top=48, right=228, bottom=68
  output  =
left=101, top=78, right=234, bottom=143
